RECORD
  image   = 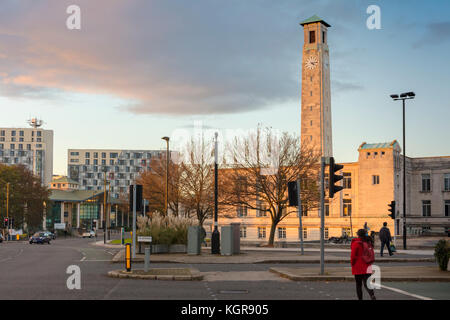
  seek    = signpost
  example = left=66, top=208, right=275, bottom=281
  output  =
left=54, top=223, right=66, bottom=230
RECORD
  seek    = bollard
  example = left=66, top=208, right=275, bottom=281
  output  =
left=16, top=234, right=19, bottom=241
left=125, top=243, right=132, bottom=272
left=144, top=247, right=150, bottom=273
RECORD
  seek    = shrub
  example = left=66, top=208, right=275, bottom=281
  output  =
left=136, top=213, right=197, bottom=245
left=434, top=239, right=449, bottom=271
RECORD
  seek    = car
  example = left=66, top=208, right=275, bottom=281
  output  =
left=29, top=232, right=51, bottom=244
left=82, top=230, right=96, bottom=238
left=0, top=234, right=3, bottom=243
left=42, top=231, right=56, bottom=240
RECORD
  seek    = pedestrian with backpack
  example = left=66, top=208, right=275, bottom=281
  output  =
left=379, top=222, right=393, bottom=256
left=351, top=229, right=376, bottom=300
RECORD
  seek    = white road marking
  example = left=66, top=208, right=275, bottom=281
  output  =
left=80, top=256, right=86, bottom=261
left=380, top=284, right=432, bottom=300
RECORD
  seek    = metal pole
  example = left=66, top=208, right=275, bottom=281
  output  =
left=165, top=140, right=169, bottom=215
left=103, top=171, right=107, bottom=244
left=402, top=99, right=407, bottom=250
left=6, top=182, right=9, bottom=242
left=297, top=179, right=304, bottom=255
left=132, top=185, right=137, bottom=258
left=320, top=157, right=325, bottom=275
left=211, top=132, right=220, bottom=254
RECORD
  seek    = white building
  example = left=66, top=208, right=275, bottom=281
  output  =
left=0, top=120, right=54, bottom=186
left=67, top=149, right=175, bottom=199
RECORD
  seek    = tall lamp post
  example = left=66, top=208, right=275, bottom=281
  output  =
left=390, top=91, right=415, bottom=250
left=0, top=180, right=10, bottom=241
left=211, top=132, right=220, bottom=254
left=162, top=137, right=170, bottom=216
left=102, top=166, right=109, bottom=244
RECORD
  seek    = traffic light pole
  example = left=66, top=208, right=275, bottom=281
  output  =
left=402, top=98, right=407, bottom=250
left=296, top=179, right=304, bottom=255
left=320, top=157, right=326, bottom=275
left=132, top=185, right=137, bottom=259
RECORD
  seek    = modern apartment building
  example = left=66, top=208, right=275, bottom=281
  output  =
left=0, top=120, right=54, bottom=186
left=67, top=149, right=174, bottom=199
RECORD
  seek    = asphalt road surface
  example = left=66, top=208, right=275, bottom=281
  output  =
left=0, top=237, right=448, bottom=300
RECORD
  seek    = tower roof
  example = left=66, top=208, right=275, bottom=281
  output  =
left=299, top=15, right=331, bottom=27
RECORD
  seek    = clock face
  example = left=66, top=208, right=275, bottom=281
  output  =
left=305, top=55, right=318, bottom=70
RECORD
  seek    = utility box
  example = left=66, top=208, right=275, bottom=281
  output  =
left=220, top=226, right=233, bottom=256
left=221, top=223, right=241, bottom=256
left=187, top=226, right=202, bottom=255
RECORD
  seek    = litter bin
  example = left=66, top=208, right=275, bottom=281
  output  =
left=187, top=226, right=202, bottom=255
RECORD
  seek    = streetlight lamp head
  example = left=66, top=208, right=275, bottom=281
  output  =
left=390, top=94, right=399, bottom=99
left=162, top=136, right=170, bottom=142
left=400, top=93, right=408, bottom=98
left=407, top=92, right=415, bottom=97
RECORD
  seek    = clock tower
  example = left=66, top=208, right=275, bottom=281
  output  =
left=300, top=15, right=332, bottom=158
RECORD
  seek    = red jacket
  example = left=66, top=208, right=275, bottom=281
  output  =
left=350, top=238, right=372, bottom=275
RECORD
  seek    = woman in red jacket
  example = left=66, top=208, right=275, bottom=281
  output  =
left=351, top=229, right=376, bottom=300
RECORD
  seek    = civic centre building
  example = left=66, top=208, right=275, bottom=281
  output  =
left=216, top=16, right=450, bottom=243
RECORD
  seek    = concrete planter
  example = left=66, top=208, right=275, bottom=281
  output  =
left=151, top=244, right=169, bottom=254
left=169, top=244, right=187, bottom=253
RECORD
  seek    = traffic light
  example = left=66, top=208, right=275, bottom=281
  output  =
left=129, top=185, right=143, bottom=212
left=3, top=218, right=8, bottom=228
left=287, top=181, right=299, bottom=206
left=388, top=201, right=396, bottom=219
left=328, top=157, right=344, bottom=198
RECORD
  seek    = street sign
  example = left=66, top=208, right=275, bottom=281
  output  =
left=137, top=236, right=152, bottom=242
left=54, top=223, right=66, bottom=230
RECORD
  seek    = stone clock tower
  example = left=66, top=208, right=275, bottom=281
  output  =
left=300, top=15, right=332, bottom=157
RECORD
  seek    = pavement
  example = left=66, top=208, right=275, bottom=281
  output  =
left=107, top=243, right=435, bottom=265
left=270, top=266, right=450, bottom=282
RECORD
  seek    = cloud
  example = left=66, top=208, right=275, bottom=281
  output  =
left=0, top=0, right=364, bottom=115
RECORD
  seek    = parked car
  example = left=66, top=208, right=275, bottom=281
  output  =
left=82, top=230, right=96, bottom=238
left=29, top=232, right=51, bottom=244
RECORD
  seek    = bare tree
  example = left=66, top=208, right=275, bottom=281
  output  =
left=178, top=136, right=215, bottom=226
left=220, top=127, right=320, bottom=246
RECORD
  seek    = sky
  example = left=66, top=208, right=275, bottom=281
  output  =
left=0, top=0, right=449, bottom=175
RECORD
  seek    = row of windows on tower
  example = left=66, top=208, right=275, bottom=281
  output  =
left=0, top=130, right=42, bottom=137
left=309, top=30, right=326, bottom=44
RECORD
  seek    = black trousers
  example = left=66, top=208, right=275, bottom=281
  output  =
left=380, top=240, right=392, bottom=256
left=354, top=274, right=375, bottom=300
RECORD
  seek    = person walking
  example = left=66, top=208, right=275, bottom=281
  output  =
left=351, top=229, right=376, bottom=300
left=379, top=222, right=393, bottom=257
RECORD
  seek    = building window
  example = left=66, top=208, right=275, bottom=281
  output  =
left=343, top=172, right=351, bottom=189
left=324, top=200, right=329, bottom=216
left=301, top=202, right=308, bottom=217
left=70, top=152, right=79, bottom=156
left=445, top=200, right=450, bottom=217
left=94, top=159, right=98, bottom=165
left=421, top=174, right=431, bottom=192
left=258, top=227, right=266, bottom=239
left=94, top=152, right=98, bottom=158
left=237, top=206, right=247, bottom=217
left=372, top=175, right=380, bottom=185
left=422, top=200, right=431, bottom=217
left=256, top=200, right=267, bottom=217
left=309, top=30, right=315, bottom=43
left=11, top=131, right=16, bottom=136
left=240, top=227, right=247, bottom=238
left=444, top=173, right=450, bottom=191
left=322, top=31, right=326, bottom=43
left=343, top=199, right=352, bottom=217
left=278, top=227, right=286, bottom=239
left=102, top=152, right=106, bottom=158
left=324, top=227, right=329, bottom=239
left=300, top=228, right=307, bottom=240
left=85, top=159, right=90, bottom=165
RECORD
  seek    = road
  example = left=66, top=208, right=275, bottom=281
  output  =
left=0, top=237, right=448, bottom=300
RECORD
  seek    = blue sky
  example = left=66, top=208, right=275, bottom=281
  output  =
left=0, top=0, right=449, bottom=174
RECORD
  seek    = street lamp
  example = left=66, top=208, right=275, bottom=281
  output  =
left=211, top=132, right=220, bottom=254
left=102, top=166, right=109, bottom=244
left=390, top=91, right=415, bottom=250
left=161, top=137, right=170, bottom=216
